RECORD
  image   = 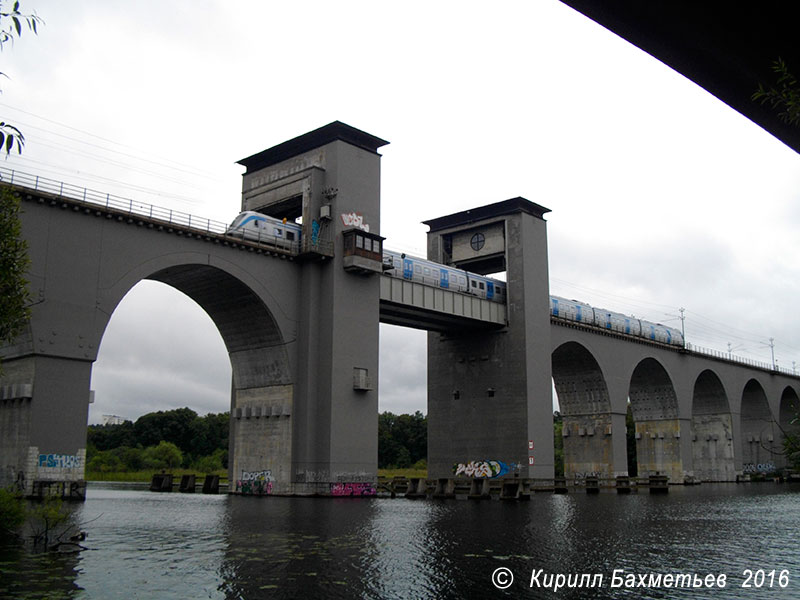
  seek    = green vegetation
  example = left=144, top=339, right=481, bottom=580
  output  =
left=0, top=489, right=78, bottom=550
left=87, top=407, right=229, bottom=476
left=378, top=411, right=426, bottom=469
left=753, top=59, right=800, bottom=127
left=553, top=412, right=564, bottom=477
left=0, top=1, right=43, bottom=155
left=0, top=187, right=31, bottom=365
left=0, top=487, right=26, bottom=537
left=90, top=408, right=432, bottom=479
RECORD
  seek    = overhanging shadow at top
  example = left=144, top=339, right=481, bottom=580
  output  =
left=560, top=0, right=800, bottom=154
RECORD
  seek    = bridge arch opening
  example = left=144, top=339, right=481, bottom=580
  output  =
left=740, top=379, right=779, bottom=475
left=628, top=358, right=682, bottom=482
left=92, top=262, right=294, bottom=490
left=551, top=342, right=614, bottom=478
left=690, top=370, right=735, bottom=481
left=778, top=386, right=800, bottom=471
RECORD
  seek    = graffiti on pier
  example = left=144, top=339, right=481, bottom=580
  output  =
left=340, top=212, right=370, bottom=232
left=452, top=460, right=520, bottom=478
left=236, top=469, right=274, bottom=495
left=330, top=482, right=377, bottom=496
left=38, top=454, right=82, bottom=469
left=743, top=462, right=776, bottom=474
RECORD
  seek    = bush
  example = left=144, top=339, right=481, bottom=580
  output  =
left=88, top=450, right=123, bottom=473
left=0, top=487, right=26, bottom=537
left=143, top=441, right=182, bottom=470
left=113, top=446, right=145, bottom=471
left=193, top=448, right=226, bottom=474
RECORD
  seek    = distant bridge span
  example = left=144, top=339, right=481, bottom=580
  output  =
left=1, top=122, right=797, bottom=499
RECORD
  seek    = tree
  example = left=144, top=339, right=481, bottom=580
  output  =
left=0, top=1, right=40, bottom=365
left=0, top=487, right=25, bottom=538
left=134, top=407, right=198, bottom=451
left=378, top=411, right=427, bottom=469
left=753, top=59, right=800, bottom=128
left=87, top=420, right=137, bottom=451
left=0, top=187, right=30, bottom=356
left=0, top=1, right=43, bottom=154
left=143, top=441, right=182, bottom=470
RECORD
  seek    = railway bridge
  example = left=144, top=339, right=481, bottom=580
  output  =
left=1, top=122, right=798, bottom=498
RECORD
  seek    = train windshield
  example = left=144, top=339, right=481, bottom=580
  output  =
left=228, top=214, right=248, bottom=230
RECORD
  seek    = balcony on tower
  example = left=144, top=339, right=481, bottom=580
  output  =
left=342, top=229, right=385, bottom=275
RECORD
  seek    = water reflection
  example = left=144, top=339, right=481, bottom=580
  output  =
left=1, top=483, right=799, bottom=599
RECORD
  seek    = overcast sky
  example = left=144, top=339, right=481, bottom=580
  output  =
left=4, top=1, right=800, bottom=423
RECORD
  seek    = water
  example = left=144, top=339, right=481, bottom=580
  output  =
left=1, top=483, right=799, bottom=599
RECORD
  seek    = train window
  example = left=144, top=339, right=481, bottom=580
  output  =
left=471, top=280, right=477, bottom=288
left=460, top=276, right=466, bottom=285
left=424, top=268, right=430, bottom=276
left=286, top=231, right=295, bottom=241
left=415, top=265, right=422, bottom=274
left=479, top=282, right=485, bottom=290
left=274, top=228, right=283, bottom=237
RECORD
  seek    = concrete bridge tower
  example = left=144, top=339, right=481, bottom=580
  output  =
left=424, top=199, right=555, bottom=482
left=229, top=122, right=390, bottom=494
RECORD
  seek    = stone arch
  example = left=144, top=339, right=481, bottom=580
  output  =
left=740, top=379, right=779, bottom=475
left=691, top=370, right=735, bottom=481
left=552, top=342, right=614, bottom=478
left=628, top=358, right=682, bottom=482
left=97, top=260, right=296, bottom=491
left=146, top=264, right=292, bottom=390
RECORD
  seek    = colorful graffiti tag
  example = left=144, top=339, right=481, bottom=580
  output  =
left=452, top=460, right=517, bottom=478
left=330, top=482, right=377, bottom=496
left=38, top=454, right=82, bottom=468
left=743, top=462, right=776, bottom=474
left=236, top=469, right=274, bottom=495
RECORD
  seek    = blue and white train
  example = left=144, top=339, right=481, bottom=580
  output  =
left=382, top=249, right=507, bottom=302
left=226, top=211, right=302, bottom=249
left=226, top=211, right=684, bottom=347
left=549, top=295, right=684, bottom=347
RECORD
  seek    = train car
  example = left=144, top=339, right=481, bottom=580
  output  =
left=226, top=211, right=302, bottom=250
left=551, top=295, right=684, bottom=348
left=591, top=306, right=643, bottom=337
left=640, top=319, right=684, bottom=347
left=382, top=250, right=505, bottom=301
left=550, top=296, right=594, bottom=325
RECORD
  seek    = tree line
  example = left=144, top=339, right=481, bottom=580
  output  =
left=87, top=407, right=228, bottom=473
left=88, top=408, right=430, bottom=473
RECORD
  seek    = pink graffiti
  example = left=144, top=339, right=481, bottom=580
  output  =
left=330, top=482, right=376, bottom=497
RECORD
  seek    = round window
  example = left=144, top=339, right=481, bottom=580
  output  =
left=470, top=232, right=485, bottom=251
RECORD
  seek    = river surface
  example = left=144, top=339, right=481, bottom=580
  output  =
left=1, top=482, right=798, bottom=599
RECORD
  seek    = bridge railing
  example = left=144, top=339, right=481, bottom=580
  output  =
left=0, top=166, right=231, bottom=235
left=687, top=343, right=796, bottom=376
left=0, top=166, right=307, bottom=254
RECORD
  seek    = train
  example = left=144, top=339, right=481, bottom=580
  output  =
left=382, top=249, right=507, bottom=302
left=226, top=211, right=684, bottom=347
left=226, top=211, right=302, bottom=249
left=549, top=296, right=684, bottom=348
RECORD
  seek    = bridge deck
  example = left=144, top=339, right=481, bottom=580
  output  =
left=379, top=275, right=507, bottom=332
